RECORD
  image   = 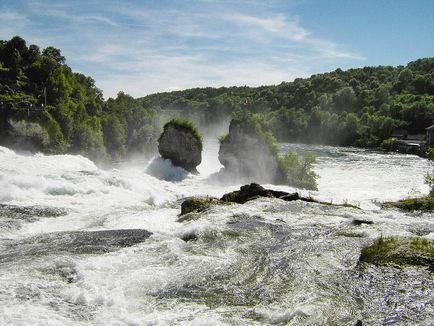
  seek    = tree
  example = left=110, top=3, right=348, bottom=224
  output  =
left=42, top=46, right=65, bottom=65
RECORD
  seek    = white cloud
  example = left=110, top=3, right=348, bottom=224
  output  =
left=0, top=1, right=364, bottom=99
left=306, top=38, right=366, bottom=61
left=223, top=13, right=310, bottom=41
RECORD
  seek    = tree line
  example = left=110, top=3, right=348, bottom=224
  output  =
left=0, top=36, right=159, bottom=161
left=1, top=36, right=433, bottom=162
left=139, top=58, right=434, bottom=148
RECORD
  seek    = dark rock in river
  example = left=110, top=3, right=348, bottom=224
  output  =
left=158, top=120, right=202, bottom=173
left=352, top=219, right=374, bottom=226
left=0, top=204, right=68, bottom=232
left=180, top=197, right=220, bottom=216
left=218, top=119, right=279, bottom=183
left=179, top=183, right=356, bottom=217
left=0, top=229, right=153, bottom=262
left=221, top=183, right=299, bottom=204
left=180, top=232, right=198, bottom=242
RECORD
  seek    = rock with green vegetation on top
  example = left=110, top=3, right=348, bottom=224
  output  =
left=218, top=118, right=280, bottom=184
left=359, top=236, right=434, bottom=270
left=158, top=118, right=203, bottom=173
left=179, top=183, right=359, bottom=218
left=383, top=196, right=434, bottom=211
left=180, top=197, right=220, bottom=216
left=218, top=115, right=317, bottom=190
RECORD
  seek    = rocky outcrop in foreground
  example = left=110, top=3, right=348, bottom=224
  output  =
left=179, top=183, right=360, bottom=217
left=180, top=183, right=311, bottom=216
left=220, top=183, right=300, bottom=204
left=158, top=119, right=202, bottom=173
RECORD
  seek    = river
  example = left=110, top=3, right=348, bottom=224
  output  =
left=0, top=142, right=433, bottom=325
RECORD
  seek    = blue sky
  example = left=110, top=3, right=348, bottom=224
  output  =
left=1, top=0, right=433, bottom=99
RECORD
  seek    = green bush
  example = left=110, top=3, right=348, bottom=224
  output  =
left=380, top=137, right=397, bottom=151
left=426, top=148, right=434, bottom=161
left=278, top=152, right=318, bottom=190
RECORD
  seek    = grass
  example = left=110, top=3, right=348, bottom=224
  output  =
left=310, top=198, right=360, bottom=209
left=383, top=196, right=434, bottom=211
left=411, top=237, right=434, bottom=254
left=359, top=235, right=434, bottom=269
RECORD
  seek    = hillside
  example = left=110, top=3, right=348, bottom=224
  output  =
left=0, top=36, right=159, bottom=160
left=1, top=36, right=433, bottom=160
left=139, top=58, right=434, bottom=147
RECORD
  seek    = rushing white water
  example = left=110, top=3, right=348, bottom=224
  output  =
left=0, top=142, right=433, bottom=325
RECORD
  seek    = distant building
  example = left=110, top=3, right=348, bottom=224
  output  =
left=427, top=125, right=434, bottom=146
left=406, top=134, right=426, bottom=142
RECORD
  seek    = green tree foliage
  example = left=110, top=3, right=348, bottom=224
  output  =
left=0, top=36, right=158, bottom=161
left=2, top=36, right=433, bottom=160
left=138, top=58, right=434, bottom=148
left=278, top=151, right=318, bottom=190
left=102, top=92, right=158, bottom=159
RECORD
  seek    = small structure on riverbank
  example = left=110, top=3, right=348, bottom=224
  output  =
left=426, top=125, right=434, bottom=146
left=389, top=132, right=427, bottom=156
left=391, top=129, right=408, bottom=140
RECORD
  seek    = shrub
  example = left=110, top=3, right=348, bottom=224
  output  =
left=278, top=152, right=318, bottom=190
left=426, top=148, right=434, bottom=161
left=380, top=137, right=397, bottom=151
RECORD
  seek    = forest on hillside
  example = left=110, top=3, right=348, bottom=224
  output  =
left=0, top=36, right=159, bottom=161
left=1, top=36, right=433, bottom=161
left=140, top=59, right=434, bottom=147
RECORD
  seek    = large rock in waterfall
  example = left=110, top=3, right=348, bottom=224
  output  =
left=158, top=119, right=203, bottom=174
left=218, top=118, right=280, bottom=183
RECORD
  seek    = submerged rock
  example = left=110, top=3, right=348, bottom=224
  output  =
left=180, top=232, right=198, bottom=242
left=352, top=219, right=374, bottom=226
left=158, top=119, right=202, bottom=173
left=0, top=204, right=67, bottom=221
left=0, top=229, right=153, bottom=262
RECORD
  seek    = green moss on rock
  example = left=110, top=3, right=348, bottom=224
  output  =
left=383, top=196, right=434, bottom=211
left=359, top=236, right=434, bottom=270
left=180, top=197, right=220, bottom=216
left=160, top=118, right=202, bottom=150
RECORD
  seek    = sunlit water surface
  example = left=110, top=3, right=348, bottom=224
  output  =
left=0, top=142, right=433, bottom=325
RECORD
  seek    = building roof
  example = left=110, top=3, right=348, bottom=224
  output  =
left=407, top=134, right=426, bottom=141
left=426, top=124, right=434, bottom=130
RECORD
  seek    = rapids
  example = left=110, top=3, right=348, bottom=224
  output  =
left=0, top=142, right=433, bottom=325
